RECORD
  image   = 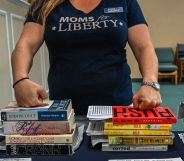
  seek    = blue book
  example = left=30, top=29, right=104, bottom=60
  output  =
left=0, top=100, right=72, bottom=121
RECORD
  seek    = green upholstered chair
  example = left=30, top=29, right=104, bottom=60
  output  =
left=155, top=48, right=178, bottom=84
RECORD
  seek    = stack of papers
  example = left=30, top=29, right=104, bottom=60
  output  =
left=87, top=106, right=112, bottom=120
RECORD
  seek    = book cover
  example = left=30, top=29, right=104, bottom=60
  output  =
left=104, top=119, right=172, bottom=130
left=108, top=135, right=173, bottom=145
left=1, top=99, right=72, bottom=121
left=3, top=109, right=74, bottom=135
left=112, top=106, right=177, bottom=124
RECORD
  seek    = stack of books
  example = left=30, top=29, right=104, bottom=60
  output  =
left=0, top=99, right=77, bottom=155
left=87, top=106, right=177, bottom=151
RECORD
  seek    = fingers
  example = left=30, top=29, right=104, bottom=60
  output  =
left=133, top=96, right=139, bottom=110
left=14, top=80, right=48, bottom=108
left=133, top=96, right=162, bottom=110
left=38, top=87, right=48, bottom=100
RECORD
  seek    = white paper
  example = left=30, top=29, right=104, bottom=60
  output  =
left=178, top=133, right=184, bottom=143
left=87, top=106, right=112, bottom=120
left=86, top=121, right=104, bottom=136
left=91, top=135, right=108, bottom=147
left=109, top=158, right=183, bottom=161
left=73, top=125, right=85, bottom=151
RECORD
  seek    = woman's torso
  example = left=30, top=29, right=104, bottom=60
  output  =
left=44, top=0, right=133, bottom=114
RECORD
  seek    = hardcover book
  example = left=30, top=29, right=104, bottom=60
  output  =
left=112, top=106, right=177, bottom=124
left=1, top=99, right=72, bottom=121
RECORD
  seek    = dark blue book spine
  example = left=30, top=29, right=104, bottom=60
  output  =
left=1, top=111, right=68, bottom=121
left=38, top=111, right=68, bottom=120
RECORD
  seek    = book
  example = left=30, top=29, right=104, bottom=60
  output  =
left=0, top=159, right=32, bottom=161
left=1, top=100, right=72, bottom=121
left=102, top=143, right=168, bottom=151
left=91, top=135, right=108, bottom=147
left=6, top=124, right=76, bottom=144
left=104, top=129, right=171, bottom=136
left=3, top=109, right=74, bottom=135
left=86, top=121, right=104, bottom=136
left=112, top=106, right=177, bottom=124
left=104, top=119, right=172, bottom=130
left=87, top=106, right=112, bottom=120
left=6, top=144, right=73, bottom=155
left=108, top=135, right=174, bottom=145
left=109, top=158, right=183, bottom=161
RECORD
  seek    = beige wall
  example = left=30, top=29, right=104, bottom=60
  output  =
left=127, top=0, right=184, bottom=78
left=0, top=0, right=48, bottom=107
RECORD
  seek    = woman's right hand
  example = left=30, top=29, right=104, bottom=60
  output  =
left=14, top=79, right=48, bottom=107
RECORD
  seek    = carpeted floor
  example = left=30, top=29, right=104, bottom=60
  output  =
left=132, top=81, right=184, bottom=131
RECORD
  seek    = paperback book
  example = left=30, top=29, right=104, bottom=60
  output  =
left=6, top=124, right=76, bottom=144
left=112, top=106, right=177, bottom=124
left=3, top=109, right=74, bottom=135
left=1, top=99, right=72, bottom=121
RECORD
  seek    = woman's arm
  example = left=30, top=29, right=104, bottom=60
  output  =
left=128, top=24, right=162, bottom=109
left=12, top=23, right=48, bottom=107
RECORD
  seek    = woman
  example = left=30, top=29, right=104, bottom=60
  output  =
left=12, top=0, right=162, bottom=114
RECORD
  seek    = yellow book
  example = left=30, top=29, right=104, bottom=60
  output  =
left=108, top=135, right=174, bottom=145
left=104, top=129, right=171, bottom=136
left=104, top=119, right=172, bottom=130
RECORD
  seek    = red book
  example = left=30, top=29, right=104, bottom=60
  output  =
left=112, top=106, right=177, bottom=124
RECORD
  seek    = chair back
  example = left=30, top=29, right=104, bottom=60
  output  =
left=155, top=48, right=174, bottom=63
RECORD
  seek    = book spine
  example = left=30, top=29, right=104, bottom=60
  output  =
left=112, top=117, right=175, bottom=124
left=49, top=99, right=71, bottom=111
left=102, top=143, right=168, bottom=151
left=1, top=111, right=68, bottom=121
left=108, top=136, right=173, bottom=145
left=5, top=127, right=75, bottom=144
left=3, top=121, right=71, bottom=135
left=104, top=129, right=171, bottom=136
left=104, top=122, right=172, bottom=130
left=6, top=144, right=73, bottom=155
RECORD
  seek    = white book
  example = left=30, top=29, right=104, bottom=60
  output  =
left=87, top=106, right=112, bottom=120
left=0, top=159, right=32, bottom=161
left=109, top=158, right=183, bottom=161
left=102, top=143, right=168, bottom=151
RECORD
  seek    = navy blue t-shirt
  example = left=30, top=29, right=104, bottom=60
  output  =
left=25, top=0, right=147, bottom=115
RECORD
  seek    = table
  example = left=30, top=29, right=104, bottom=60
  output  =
left=0, top=131, right=184, bottom=161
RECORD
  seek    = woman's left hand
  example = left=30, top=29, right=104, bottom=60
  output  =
left=133, top=85, right=162, bottom=110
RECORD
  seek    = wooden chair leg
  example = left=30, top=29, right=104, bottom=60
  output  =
left=179, top=63, right=183, bottom=83
left=175, top=72, right=178, bottom=84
